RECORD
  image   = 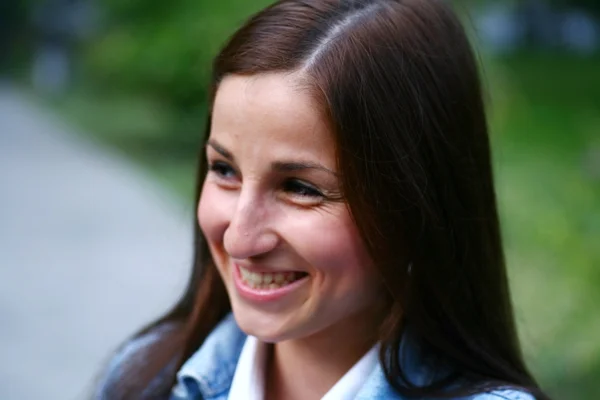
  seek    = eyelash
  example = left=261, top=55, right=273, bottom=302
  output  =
left=207, top=161, right=325, bottom=199
left=282, top=179, right=324, bottom=198
left=208, top=161, right=236, bottom=179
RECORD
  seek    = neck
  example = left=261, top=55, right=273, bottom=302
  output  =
left=264, top=312, right=380, bottom=400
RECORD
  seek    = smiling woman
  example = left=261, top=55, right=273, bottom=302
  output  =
left=201, top=73, right=382, bottom=355
left=94, top=1, right=551, bottom=400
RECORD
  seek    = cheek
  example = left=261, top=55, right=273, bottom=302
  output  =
left=197, top=182, right=233, bottom=246
left=286, top=208, right=374, bottom=282
left=322, top=220, right=372, bottom=280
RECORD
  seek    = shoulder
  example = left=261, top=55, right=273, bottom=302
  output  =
left=93, top=322, right=179, bottom=400
left=357, top=350, right=538, bottom=400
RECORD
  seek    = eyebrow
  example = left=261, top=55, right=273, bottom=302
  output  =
left=271, top=161, right=338, bottom=176
left=207, top=139, right=233, bottom=160
left=206, top=139, right=337, bottom=176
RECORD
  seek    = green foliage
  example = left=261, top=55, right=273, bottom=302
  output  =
left=560, top=0, right=600, bottom=14
left=85, top=0, right=272, bottom=113
left=486, top=54, right=600, bottom=399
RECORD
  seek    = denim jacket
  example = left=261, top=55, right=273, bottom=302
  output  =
left=96, top=314, right=535, bottom=400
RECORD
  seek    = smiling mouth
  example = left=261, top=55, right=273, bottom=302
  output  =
left=238, top=265, right=309, bottom=290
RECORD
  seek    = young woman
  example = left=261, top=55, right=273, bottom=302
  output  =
left=95, top=0, right=550, bottom=399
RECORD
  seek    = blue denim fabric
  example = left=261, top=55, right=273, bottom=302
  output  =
left=96, top=314, right=536, bottom=400
left=168, top=314, right=535, bottom=400
left=94, top=323, right=179, bottom=400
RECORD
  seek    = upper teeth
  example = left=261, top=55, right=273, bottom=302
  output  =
left=239, top=266, right=300, bottom=286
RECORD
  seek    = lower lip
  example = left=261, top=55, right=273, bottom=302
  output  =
left=233, top=264, right=309, bottom=303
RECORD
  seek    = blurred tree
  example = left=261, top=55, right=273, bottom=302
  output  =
left=31, top=0, right=98, bottom=94
left=84, top=0, right=271, bottom=127
left=0, top=0, right=30, bottom=75
left=558, top=0, right=600, bottom=15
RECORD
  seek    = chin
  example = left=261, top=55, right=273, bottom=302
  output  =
left=230, top=300, right=300, bottom=343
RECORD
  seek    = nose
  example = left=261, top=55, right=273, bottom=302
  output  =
left=223, top=189, right=279, bottom=260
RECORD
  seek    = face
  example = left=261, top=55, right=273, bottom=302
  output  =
left=198, top=73, right=382, bottom=343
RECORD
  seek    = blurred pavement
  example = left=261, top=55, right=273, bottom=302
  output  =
left=0, top=85, right=192, bottom=400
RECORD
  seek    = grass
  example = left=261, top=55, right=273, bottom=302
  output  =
left=50, top=53, right=600, bottom=399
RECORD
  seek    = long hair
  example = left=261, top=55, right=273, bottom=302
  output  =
left=110, top=0, right=548, bottom=398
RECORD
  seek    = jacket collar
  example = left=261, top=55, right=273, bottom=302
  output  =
left=172, top=314, right=440, bottom=400
left=174, top=314, right=247, bottom=399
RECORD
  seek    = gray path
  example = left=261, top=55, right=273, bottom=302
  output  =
left=0, top=86, right=192, bottom=400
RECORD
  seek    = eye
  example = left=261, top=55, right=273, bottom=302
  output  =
left=283, top=179, right=324, bottom=198
left=208, top=161, right=237, bottom=179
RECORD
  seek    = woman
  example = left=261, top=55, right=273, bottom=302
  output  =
left=96, top=0, right=550, bottom=399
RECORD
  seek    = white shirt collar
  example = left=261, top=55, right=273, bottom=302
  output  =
left=321, top=344, right=379, bottom=400
left=228, top=336, right=267, bottom=400
left=228, top=336, right=379, bottom=400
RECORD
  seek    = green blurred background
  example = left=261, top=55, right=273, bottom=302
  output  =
left=3, top=0, right=598, bottom=398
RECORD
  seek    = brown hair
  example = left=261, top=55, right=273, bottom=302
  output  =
left=105, top=0, right=548, bottom=398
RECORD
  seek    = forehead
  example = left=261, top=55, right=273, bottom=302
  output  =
left=210, top=73, right=334, bottom=155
